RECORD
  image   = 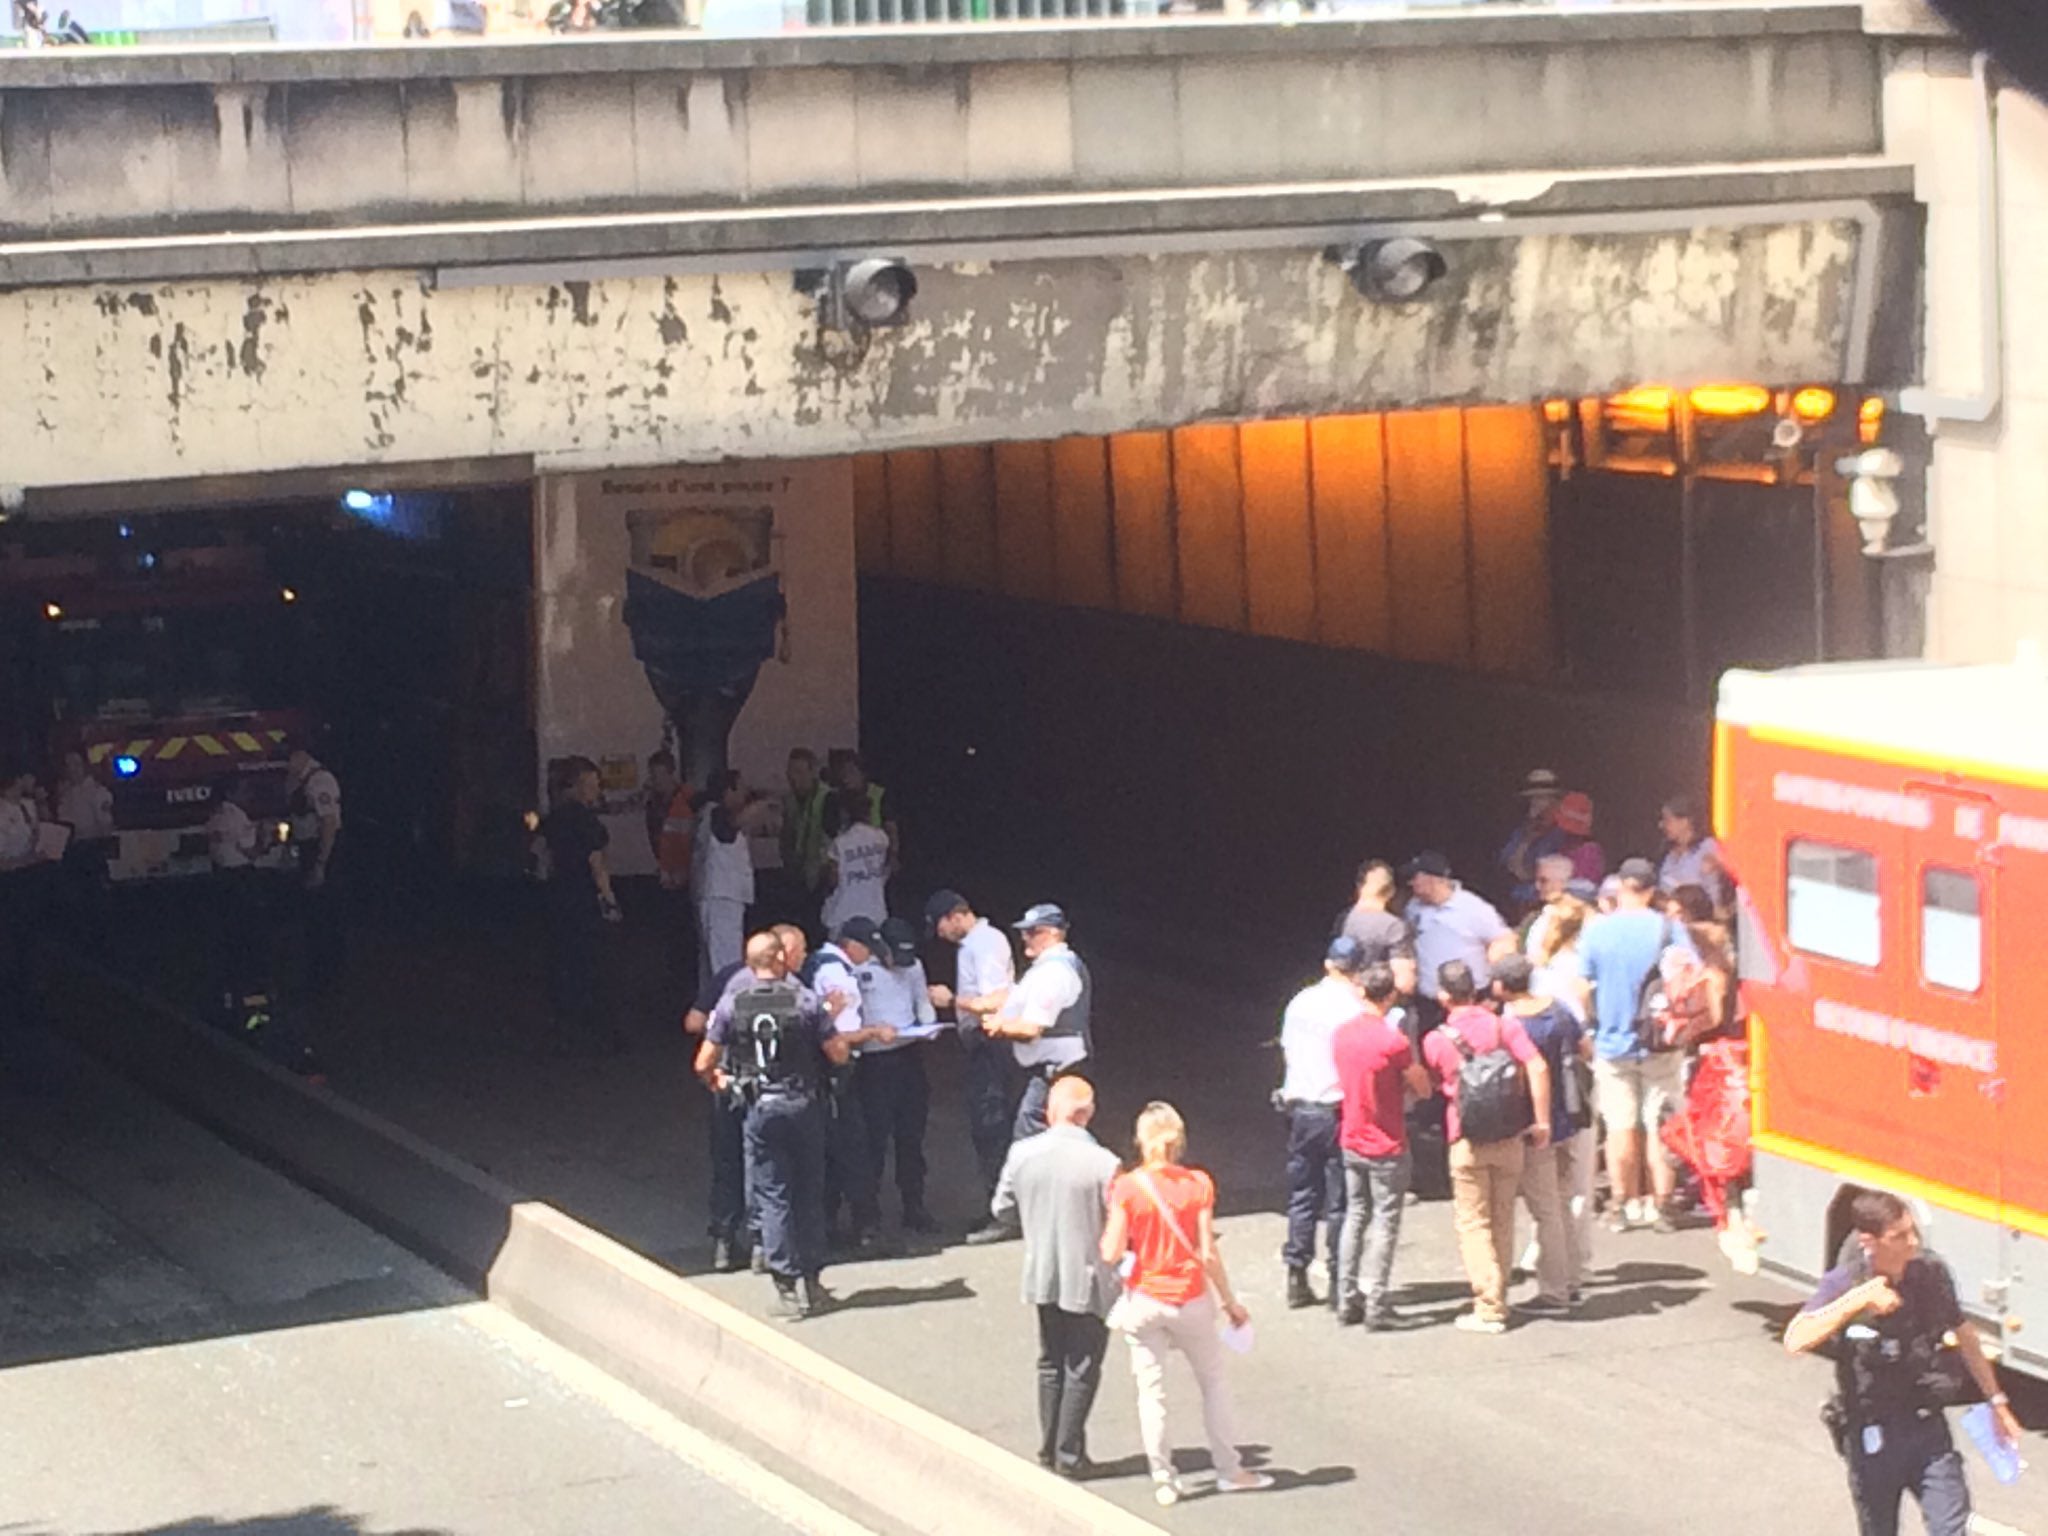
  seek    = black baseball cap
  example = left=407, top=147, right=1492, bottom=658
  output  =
left=880, top=917, right=921, bottom=966
left=924, top=889, right=970, bottom=934
left=1402, top=850, right=1454, bottom=880
left=836, top=915, right=884, bottom=952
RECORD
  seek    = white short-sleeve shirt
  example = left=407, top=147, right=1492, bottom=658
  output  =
left=954, top=919, right=1015, bottom=1004
left=819, top=823, right=890, bottom=934
left=1004, top=944, right=1085, bottom=1068
left=1411, top=885, right=1511, bottom=993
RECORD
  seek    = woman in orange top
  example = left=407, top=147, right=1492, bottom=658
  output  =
left=1100, top=1101, right=1274, bottom=1507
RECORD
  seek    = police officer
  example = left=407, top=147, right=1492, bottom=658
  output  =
left=1785, top=1190, right=2020, bottom=1536
left=851, top=916, right=942, bottom=1238
left=927, top=889, right=1018, bottom=1245
left=814, top=916, right=886, bottom=1253
left=286, top=743, right=345, bottom=999
left=694, top=930, right=894, bottom=1319
left=985, top=904, right=1091, bottom=1141
left=685, top=945, right=753, bottom=1273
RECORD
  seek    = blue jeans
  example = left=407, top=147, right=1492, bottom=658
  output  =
left=1282, top=1103, right=1343, bottom=1272
left=746, top=1092, right=827, bottom=1281
left=1846, top=1412, right=1970, bottom=1536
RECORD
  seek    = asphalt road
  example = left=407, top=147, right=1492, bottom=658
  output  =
left=61, top=892, right=2048, bottom=1534
left=0, top=1037, right=866, bottom=1536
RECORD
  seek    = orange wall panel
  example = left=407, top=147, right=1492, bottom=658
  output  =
left=1108, top=432, right=1177, bottom=619
left=936, top=445, right=999, bottom=593
left=1049, top=436, right=1117, bottom=611
left=851, top=453, right=891, bottom=574
left=1239, top=418, right=1317, bottom=643
left=884, top=450, right=942, bottom=586
left=1463, top=405, right=1551, bottom=678
left=1170, top=423, right=1247, bottom=632
left=1384, top=409, right=1472, bottom=667
left=1305, top=414, right=1392, bottom=652
left=994, top=441, right=1058, bottom=605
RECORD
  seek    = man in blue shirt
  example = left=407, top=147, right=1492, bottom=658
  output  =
left=1577, top=858, right=1685, bottom=1232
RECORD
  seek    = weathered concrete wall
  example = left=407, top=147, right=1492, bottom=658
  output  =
left=4, top=221, right=1880, bottom=489
left=1894, top=55, right=2048, bottom=661
left=0, top=9, right=1881, bottom=257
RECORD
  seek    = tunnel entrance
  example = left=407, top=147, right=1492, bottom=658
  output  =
left=850, top=393, right=1903, bottom=976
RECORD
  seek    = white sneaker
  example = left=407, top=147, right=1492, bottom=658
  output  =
left=1454, top=1311, right=1507, bottom=1335
left=1154, top=1479, right=1182, bottom=1507
left=1624, top=1198, right=1650, bottom=1228
left=1218, top=1472, right=1276, bottom=1494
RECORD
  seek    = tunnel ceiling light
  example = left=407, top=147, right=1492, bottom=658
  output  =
left=43, top=600, right=62, bottom=620
left=1688, top=383, right=1772, bottom=418
left=1792, top=387, right=1838, bottom=422
left=280, top=586, right=298, bottom=604
left=822, top=259, right=918, bottom=332
left=1341, top=238, right=1448, bottom=303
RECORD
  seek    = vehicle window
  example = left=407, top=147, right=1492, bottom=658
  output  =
left=1786, top=839, right=1880, bottom=967
left=1921, top=867, right=1982, bottom=994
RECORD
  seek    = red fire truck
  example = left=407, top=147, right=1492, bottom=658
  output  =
left=0, top=517, right=313, bottom=882
left=1716, top=658, right=2048, bottom=1375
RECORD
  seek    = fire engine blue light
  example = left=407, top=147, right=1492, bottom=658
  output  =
left=113, top=755, right=141, bottom=778
left=342, top=489, right=376, bottom=512
left=118, top=522, right=133, bottom=539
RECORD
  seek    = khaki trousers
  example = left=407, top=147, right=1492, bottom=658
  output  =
left=1450, top=1137, right=1526, bottom=1323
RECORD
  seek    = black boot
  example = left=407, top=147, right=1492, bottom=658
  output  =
left=1286, top=1266, right=1316, bottom=1310
left=798, top=1273, right=832, bottom=1318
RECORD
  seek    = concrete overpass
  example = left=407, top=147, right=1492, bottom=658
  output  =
left=1, top=4, right=1917, bottom=488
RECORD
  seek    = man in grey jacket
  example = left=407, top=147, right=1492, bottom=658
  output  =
left=990, top=1075, right=1120, bottom=1479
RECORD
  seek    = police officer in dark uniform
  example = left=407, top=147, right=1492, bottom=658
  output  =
left=694, top=930, right=895, bottom=1319
left=1785, top=1190, right=2020, bottom=1536
left=286, top=743, right=347, bottom=1000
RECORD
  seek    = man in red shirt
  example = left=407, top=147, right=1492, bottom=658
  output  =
left=1331, top=958, right=1433, bottom=1328
left=1422, top=960, right=1552, bottom=1334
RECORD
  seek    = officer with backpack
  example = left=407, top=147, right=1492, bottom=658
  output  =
left=1785, top=1190, right=2019, bottom=1536
left=1420, top=960, right=1552, bottom=1334
left=695, top=930, right=897, bottom=1319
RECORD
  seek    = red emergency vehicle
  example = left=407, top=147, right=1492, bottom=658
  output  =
left=1716, top=659, right=2048, bottom=1375
left=0, top=518, right=313, bottom=882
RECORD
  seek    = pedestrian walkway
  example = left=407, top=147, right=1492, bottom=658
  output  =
left=64, top=896, right=2048, bottom=1534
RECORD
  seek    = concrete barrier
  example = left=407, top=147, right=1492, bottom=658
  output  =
left=42, top=955, right=1159, bottom=1536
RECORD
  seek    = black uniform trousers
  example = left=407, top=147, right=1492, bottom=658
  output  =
left=298, top=863, right=347, bottom=1001
left=824, top=1070, right=881, bottom=1234
left=855, top=1045, right=930, bottom=1217
left=960, top=1029, right=1014, bottom=1201
left=745, top=1089, right=828, bottom=1282
left=707, top=1091, right=750, bottom=1243
left=547, top=905, right=613, bottom=1047
left=1282, top=1102, right=1344, bottom=1274
left=1015, top=1059, right=1089, bottom=1142
left=1845, top=1411, right=1971, bottom=1536
left=1036, top=1305, right=1109, bottom=1473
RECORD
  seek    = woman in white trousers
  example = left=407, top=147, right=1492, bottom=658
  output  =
left=1100, top=1102, right=1274, bottom=1507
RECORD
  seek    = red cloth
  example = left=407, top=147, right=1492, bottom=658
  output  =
left=1111, top=1165, right=1213, bottom=1307
left=1332, top=1014, right=1414, bottom=1158
left=1661, top=1039, right=1752, bottom=1225
left=1423, top=1006, right=1537, bottom=1145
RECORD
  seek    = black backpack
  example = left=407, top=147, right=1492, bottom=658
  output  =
left=1442, top=1022, right=1533, bottom=1145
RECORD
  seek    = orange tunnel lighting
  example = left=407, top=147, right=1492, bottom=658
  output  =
left=1792, top=387, right=1838, bottom=422
left=1542, top=399, right=1573, bottom=425
left=1605, top=385, right=1674, bottom=435
left=1859, top=396, right=1886, bottom=444
left=1688, top=383, right=1773, bottom=418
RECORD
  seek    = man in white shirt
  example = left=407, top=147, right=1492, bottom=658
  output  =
left=928, top=888, right=1020, bottom=1244
left=1276, top=936, right=1368, bottom=1310
left=819, top=791, right=891, bottom=935
left=986, top=904, right=1091, bottom=1142
left=207, top=777, right=260, bottom=870
left=287, top=745, right=346, bottom=999
left=816, top=918, right=885, bottom=1251
left=852, top=917, right=943, bottom=1238
left=1404, top=850, right=1517, bottom=996
left=693, top=772, right=765, bottom=987
left=54, top=751, right=114, bottom=843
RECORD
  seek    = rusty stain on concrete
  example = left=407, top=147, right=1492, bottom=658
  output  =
left=7, top=225, right=1866, bottom=488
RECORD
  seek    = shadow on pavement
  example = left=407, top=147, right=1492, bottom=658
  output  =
left=39, top=1510, right=448, bottom=1536
left=827, top=1276, right=977, bottom=1312
left=1567, top=1283, right=1706, bottom=1324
